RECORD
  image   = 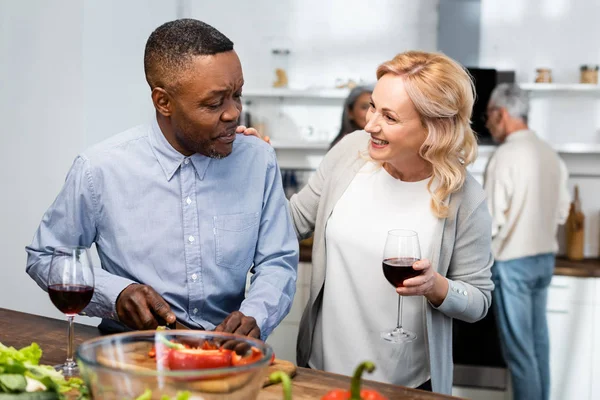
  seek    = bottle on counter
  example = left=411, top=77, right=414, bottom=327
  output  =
left=566, top=185, right=585, bottom=260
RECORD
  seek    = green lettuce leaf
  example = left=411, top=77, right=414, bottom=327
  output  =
left=0, top=374, right=27, bottom=393
left=0, top=342, right=87, bottom=398
left=135, top=389, right=152, bottom=400
left=0, top=343, right=42, bottom=366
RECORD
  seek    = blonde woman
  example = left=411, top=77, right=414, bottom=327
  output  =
left=241, top=51, right=493, bottom=393
left=289, top=51, right=493, bottom=394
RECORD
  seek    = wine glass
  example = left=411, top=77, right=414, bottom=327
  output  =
left=47, top=246, right=95, bottom=376
left=381, top=229, right=421, bottom=343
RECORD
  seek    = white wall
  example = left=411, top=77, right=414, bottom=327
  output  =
left=480, top=0, right=600, bottom=257
left=0, top=0, right=89, bottom=322
left=480, top=0, right=600, bottom=84
left=0, top=0, right=177, bottom=325
left=82, top=1, right=176, bottom=146
left=192, top=0, right=438, bottom=90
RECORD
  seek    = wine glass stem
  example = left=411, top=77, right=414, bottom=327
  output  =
left=66, top=315, right=76, bottom=368
left=396, top=295, right=403, bottom=330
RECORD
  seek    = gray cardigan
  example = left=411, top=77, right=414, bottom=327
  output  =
left=290, top=131, right=494, bottom=394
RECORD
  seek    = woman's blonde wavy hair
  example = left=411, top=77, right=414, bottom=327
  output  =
left=376, top=51, right=477, bottom=218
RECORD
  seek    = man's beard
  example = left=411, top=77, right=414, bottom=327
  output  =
left=180, top=134, right=232, bottom=159
left=207, top=147, right=228, bottom=159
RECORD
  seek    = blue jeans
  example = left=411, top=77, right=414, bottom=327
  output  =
left=491, top=254, right=555, bottom=400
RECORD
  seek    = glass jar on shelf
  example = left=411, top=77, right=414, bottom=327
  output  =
left=268, top=36, right=292, bottom=88
left=535, top=68, right=552, bottom=83
left=580, top=65, right=599, bottom=84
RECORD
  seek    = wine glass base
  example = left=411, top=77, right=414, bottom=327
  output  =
left=54, top=362, right=79, bottom=378
left=380, top=328, right=417, bottom=343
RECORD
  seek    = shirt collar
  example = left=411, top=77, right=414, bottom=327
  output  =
left=505, top=129, right=536, bottom=143
left=148, top=116, right=212, bottom=181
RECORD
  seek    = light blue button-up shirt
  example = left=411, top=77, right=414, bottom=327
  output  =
left=26, top=119, right=298, bottom=339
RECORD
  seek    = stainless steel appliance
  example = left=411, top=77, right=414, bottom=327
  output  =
left=453, top=307, right=508, bottom=389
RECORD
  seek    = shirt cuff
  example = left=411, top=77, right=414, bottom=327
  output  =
left=238, top=302, right=270, bottom=341
left=84, top=275, right=137, bottom=320
left=431, top=278, right=469, bottom=316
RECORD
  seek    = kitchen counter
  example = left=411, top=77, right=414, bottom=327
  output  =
left=554, top=256, right=600, bottom=278
left=0, top=308, right=460, bottom=400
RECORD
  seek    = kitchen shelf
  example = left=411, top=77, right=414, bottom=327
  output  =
left=243, top=88, right=350, bottom=100
left=553, top=143, right=600, bottom=154
left=271, top=140, right=330, bottom=150
left=519, top=83, right=600, bottom=93
left=273, top=142, right=600, bottom=154
left=481, top=143, right=600, bottom=154
left=243, top=84, right=600, bottom=99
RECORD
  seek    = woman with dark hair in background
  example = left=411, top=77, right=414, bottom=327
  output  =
left=329, top=84, right=374, bottom=148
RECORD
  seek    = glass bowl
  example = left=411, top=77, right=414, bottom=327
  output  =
left=76, top=330, right=273, bottom=399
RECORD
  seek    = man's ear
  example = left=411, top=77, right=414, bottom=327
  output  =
left=152, top=87, right=172, bottom=117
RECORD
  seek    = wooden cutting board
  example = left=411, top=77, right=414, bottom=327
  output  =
left=263, top=359, right=297, bottom=387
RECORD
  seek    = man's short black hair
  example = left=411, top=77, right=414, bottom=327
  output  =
left=144, top=19, right=234, bottom=90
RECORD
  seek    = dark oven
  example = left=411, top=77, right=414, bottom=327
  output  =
left=453, top=305, right=508, bottom=389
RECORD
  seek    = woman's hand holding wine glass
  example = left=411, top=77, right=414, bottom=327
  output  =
left=397, top=259, right=449, bottom=308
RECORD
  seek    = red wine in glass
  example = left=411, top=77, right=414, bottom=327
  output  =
left=381, top=230, right=421, bottom=343
left=48, top=247, right=95, bottom=377
left=382, top=257, right=421, bottom=287
left=48, top=284, right=94, bottom=316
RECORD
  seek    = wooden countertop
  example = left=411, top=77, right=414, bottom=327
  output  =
left=302, top=242, right=600, bottom=278
left=555, top=256, right=600, bottom=278
left=0, top=308, right=459, bottom=400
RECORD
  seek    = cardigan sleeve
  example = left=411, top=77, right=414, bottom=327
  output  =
left=433, top=198, right=495, bottom=323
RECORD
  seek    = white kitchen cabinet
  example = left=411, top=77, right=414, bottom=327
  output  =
left=547, top=305, right=593, bottom=400
left=590, top=279, right=600, bottom=400
left=547, top=276, right=596, bottom=400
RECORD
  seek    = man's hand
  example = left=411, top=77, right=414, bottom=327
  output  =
left=236, top=125, right=271, bottom=144
left=214, top=311, right=260, bottom=339
left=116, top=284, right=176, bottom=330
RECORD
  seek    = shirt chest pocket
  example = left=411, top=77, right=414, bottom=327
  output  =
left=213, top=212, right=260, bottom=269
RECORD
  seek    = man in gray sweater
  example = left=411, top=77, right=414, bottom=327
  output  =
left=484, top=83, right=570, bottom=400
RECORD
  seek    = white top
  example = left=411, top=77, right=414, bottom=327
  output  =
left=310, top=162, right=440, bottom=387
left=484, top=130, right=570, bottom=261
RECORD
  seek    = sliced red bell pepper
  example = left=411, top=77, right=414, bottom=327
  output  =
left=168, top=348, right=232, bottom=370
left=231, top=346, right=263, bottom=366
left=149, top=335, right=267, bottom=371
left=321, top=361, right=388, bottom=400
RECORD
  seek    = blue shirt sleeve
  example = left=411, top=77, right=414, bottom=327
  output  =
left=25, top=156, right=135, bottom=320
left=238, top=149, right=299, bottom=340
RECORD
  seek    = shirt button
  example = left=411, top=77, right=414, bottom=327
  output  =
left=463, top=291, right=468, bottom=296
left=188, top=236, right=195, bottom=243
left=193, top=308, right=198, bottom=314
left=186, top=197, right=192, bottom=205
left=191, top=273, right=198, bottom=281
left=184, top=159, right=190, bottom=165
